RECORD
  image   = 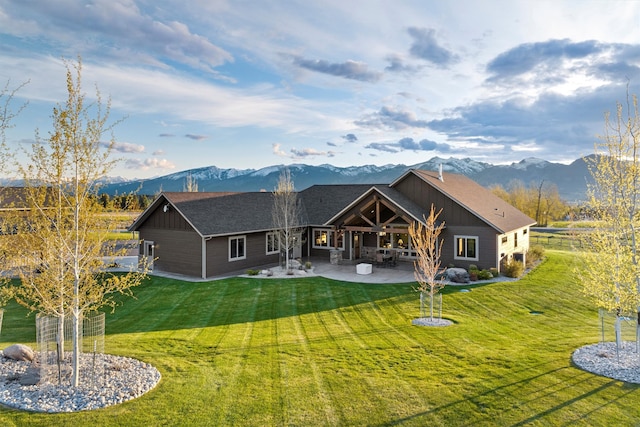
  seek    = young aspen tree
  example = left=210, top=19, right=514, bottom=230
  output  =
left=12, top=58, right=149, bottom=387
left=271, top=169, right=304, bottom=272
left=581, top=89, right=640, bottom=351
left=409, top=204, right=446, bottom=320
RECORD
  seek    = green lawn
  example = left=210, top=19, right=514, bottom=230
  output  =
left=0, top=250, right=638, bottom=426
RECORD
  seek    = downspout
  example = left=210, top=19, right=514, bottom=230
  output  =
left=202, top=237, right=213, bottom=279
left=496, top=234, right=500, bottom=273
left=201, top=237, right=206, bottom=279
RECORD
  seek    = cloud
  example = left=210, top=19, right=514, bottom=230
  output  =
left=290, top=147, right=336, bottom=158
left=124, top=157, right=176, bottom=171
left=101, top=141, right=145, bottom=153
left=152, top=149, right=165, bottom=155
left=485, top=39, right=640, bottom=90
left=407, top=27, right=458, bottom=68
left=326, top=141, right=337, bottom=147
left=185, top=134, right=208, bottom=141
left=364, top=142, right=399, bottom=153
left=292, top=56, right=382, bottom=82
left=159, top=133, right=175, bottom=138
left=366, top=137, right=452, bottom=154
left=384, top=54, right=421, bottom=73
left=0, top=1, right=233, bottom=73
left=273, top=143, right=336, bottom=159
left=424, top=83, right=640, bottom=160
left=341, top=133, right=358, bottom=142
left=272, top=143, right=287, bottom=157
left=355, top=106, right=429, bottom=130
left=487, top=39, right=602, bottom=81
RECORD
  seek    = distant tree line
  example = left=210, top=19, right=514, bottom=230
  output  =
left=97, top=193, right=153, bottom=211
left=490, top=179, right=570, bottom=226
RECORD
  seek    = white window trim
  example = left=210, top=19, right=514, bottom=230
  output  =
left=229, top=235, right=247, bottom=261
left=454, top=235, right=479, bottom=261
left=312, top=228, right=332, bottom=249
left=266, top=232, right=279, bottom=255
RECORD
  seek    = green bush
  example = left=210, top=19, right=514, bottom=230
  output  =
left=489, top=267, right=499, bottom=277
left=305, top=261, right=312, bottom=270
left=477, top=269, right=493, bottom=280
left=246, top=269, right=260, bottom=276
left=526, top=245, right=545, bottom=268
left=503, top=259, right=524, bottom=278
left=468, top=264, right=478, bottom=272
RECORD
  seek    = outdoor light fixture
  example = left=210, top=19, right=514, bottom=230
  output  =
left=163, top=204, right=170, bottom=213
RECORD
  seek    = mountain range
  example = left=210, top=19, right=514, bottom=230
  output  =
left=100, top=155, right=595, bottom=202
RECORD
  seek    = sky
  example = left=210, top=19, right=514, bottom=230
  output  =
left=0, top=0, right=639, bottom=180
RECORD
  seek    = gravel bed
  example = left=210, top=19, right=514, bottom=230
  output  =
left=0, top=353, right=161, bottom=412
left=572, top=341, right=640, bottom=384
left=411, top=317, right=453, bottom=327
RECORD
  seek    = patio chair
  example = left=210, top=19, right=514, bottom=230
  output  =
left=375, top=253, right=386, bottom=267
left=388, top=250, right=399, bottom=267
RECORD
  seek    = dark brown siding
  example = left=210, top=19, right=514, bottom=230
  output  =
left=395, top=174, right=500, bottom=269
left=137, top=206, right=202, bottom=276
left=441, top=225, right=498, bottom=271
left=139, top=227, right=202, bottom=276
left=205, top=232, right=280, bottom=277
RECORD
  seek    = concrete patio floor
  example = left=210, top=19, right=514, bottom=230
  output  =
left=311, top=259, right=416, bottom=284
left=113, top=256, right=417, bottom=284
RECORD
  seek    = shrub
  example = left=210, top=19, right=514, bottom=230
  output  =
left=305, top=261, right=312, bottom=270
left=246, top=269, right=260, bottom=276
left=526, top=245, right=546, bottom=268
left=477, top=269, right=493, bottom=280
left=489, top=267, right=499, bottom=277
left=503, top=259, right=524, bottom=278
left=468, top=264, right=478, bottom=272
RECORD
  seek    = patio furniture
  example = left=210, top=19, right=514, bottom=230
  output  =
left=356, top=263, right=372, bottom=275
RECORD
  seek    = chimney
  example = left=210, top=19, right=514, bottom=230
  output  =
left=438, top=163, right=444, bottom=182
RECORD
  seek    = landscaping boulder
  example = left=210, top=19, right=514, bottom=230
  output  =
left=444, top=268, right=470, bottom=284
left=3, top=344, right=35, bottom=362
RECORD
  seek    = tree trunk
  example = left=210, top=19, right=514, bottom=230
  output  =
left=429, top=292, right=434, bottom=321
left=71, top=308, right=80, bottom=387
left=615, top=315, right=622, bottom=357
left=57, top=312, right=65, bottom=362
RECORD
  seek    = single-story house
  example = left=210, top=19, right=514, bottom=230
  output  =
left=128, top=169, right=536, bottom=279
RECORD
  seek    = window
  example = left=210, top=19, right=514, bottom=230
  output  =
left=266, top=232, right=279, bottom=255
left=501, top=236, right=508, bottom=244
left=514, top=232, right=518, bottom=248
left=312, top=228, right=345, bottom=249
left=229, top=235, right=246, bottom=261
left=455, top=236, right=478, bottom=261
left=313, top=229, right=331, bottom=248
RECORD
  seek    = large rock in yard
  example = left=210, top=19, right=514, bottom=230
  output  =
left=3, top=344, right=35, bottom=362
left=444, top=268, right=470, bottom=284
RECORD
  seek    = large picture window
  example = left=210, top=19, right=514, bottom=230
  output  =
left=312, top=228, right=345, bottom=250
left=229, top=235, right=246, bottom=261
left=313, top=229, right=331, bottom=248
left=266, top=232, right=279, bottom=255
left=455, top=235, right=478, bottom=261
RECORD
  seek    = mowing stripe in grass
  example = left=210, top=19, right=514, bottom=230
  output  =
left=212, top=283, right=261, bottom=426
left=287, top=282, right=340, bottom=425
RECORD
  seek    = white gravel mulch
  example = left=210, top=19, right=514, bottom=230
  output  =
left=0, top=352, right=161, bottom=413
left=572, top=341, right=640, bottom=384
left=411, top=317, right=453, bottom=327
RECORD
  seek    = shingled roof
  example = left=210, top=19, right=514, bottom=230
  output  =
left=131, top=169, right=535, bottom=237
left=164, top=192, right=277, bottom=236
left=298, top=184, right=374, bottom=225
left=394, top=169, right=536, bottom=233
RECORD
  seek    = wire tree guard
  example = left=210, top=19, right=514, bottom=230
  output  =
left=36, top=312, right=105, bottom=386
